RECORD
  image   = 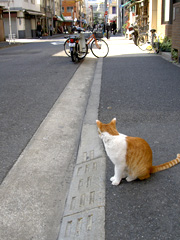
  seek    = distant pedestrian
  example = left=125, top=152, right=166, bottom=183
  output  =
left=106, top=23, right=110, bottom=39
left=112, top=21, right=117, bottom=35
left=64, top=25, right=67, bottom=34
left=37, top=22, right=42, bottom=38
left=50, top=24, right=53, bottom=36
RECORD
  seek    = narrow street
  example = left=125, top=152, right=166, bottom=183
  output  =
left=0, top=36, right=180, bottom=240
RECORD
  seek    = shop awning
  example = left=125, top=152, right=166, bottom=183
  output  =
left=55, top=15, right=64, bottom=21
left=127, top=0, right=144, bottom=9
left=61, top=14, right=65, bottom=21
left=26, top=10, right=44, bottom=16
left=121, top=1, right=131, bottom=8
left=53, top=14, right=73, bottom=22
left=63, top=16, right=73, bottom=22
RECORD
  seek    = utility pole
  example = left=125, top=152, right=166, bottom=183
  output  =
left=117, top=0, right=121, bottom=33
left=104, top=0, right=108, bottom=25
left=79, top=0, right=82, bottom=27
left=8, top=0, right=12, bottom=44
left=45, top=0, right=47, bottom=33
left=52, top=0, right=55, bottom=27
left=104, top=0, right=109, bottom=38
left=91, top=5, right=93, bottom=27
left=59, top=0, right=62, bottom=16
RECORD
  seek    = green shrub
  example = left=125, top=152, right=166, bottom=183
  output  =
left=160, top=36, right=172, bottom=52
left=172, top=48, right=178, bottom=63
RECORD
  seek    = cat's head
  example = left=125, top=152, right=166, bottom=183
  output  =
left=96, top=118, right=119, bottom=138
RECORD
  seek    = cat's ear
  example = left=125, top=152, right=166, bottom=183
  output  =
left=96, top=120, right=101, bottom=127
left=111, top=118, right=116, bottom=124
left=111, top=118, right=117, bottom=127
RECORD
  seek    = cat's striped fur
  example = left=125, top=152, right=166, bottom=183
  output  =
left=96, top=118, right=180, bottom=185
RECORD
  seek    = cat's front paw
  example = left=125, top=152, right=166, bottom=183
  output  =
left=112, top=180, right=120, bottom=186
left=110, top=176, right=115, bottom=182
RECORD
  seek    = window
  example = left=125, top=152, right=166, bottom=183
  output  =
left=67, top=7, right=73, bottom=12
left=112, top=6, right=116, bottom=14
left=162, top=0, right=173, bottom=24
left=62, top=7, right=64, bottom=13
left=164, top=0, right=170, bottom=21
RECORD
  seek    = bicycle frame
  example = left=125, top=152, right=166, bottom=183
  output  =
left=64, top=30, right=109, bottom=59
left=86, top=33, right=101, bottom=49
left=67, top=32, right=99, bottom=50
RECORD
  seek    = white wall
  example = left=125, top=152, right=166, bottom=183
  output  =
left=0, top=0, right=40, bottom=12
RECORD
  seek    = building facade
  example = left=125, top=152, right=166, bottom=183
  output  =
left=124, top=0, right=180, bottom=62
left=61, top=0, right=76, bottom=27
left=0, top=6, right=5, bottom=41
left=0, top=0, right=64, bottom=39
left=0, top=0, right=43, bottom=38
left=172, top=1, right=180, bottom=62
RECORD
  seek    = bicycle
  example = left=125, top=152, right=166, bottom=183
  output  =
left=64, top=29, right=109, bottom=60
left=137, top=29, right=160, bottom=53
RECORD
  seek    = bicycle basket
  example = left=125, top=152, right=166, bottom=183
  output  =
left=95, top=31, right=103, bottom=38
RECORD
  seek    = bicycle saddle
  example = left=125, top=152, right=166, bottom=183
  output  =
left=150, top=29, right=156, bottom=33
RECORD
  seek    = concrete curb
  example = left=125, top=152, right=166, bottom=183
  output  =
left=161, top=51, right=172, bottom=62
left=161, top=51, right=180, bottom=67
left=58, top=58, right=106, bottom=240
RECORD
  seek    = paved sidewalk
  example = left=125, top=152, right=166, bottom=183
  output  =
left=100, top=36, right=180, bottom=240
left=0, top=34, right=65, bottom=49
left=0, top=41, right=21, bottom=49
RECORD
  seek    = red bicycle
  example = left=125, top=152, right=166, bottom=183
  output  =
left=64, top=28, right=109, bottom=61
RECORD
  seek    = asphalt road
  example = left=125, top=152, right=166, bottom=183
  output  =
left=0, top=40, right=80, bottom=184
left=99, top=52, right=180, bottom=239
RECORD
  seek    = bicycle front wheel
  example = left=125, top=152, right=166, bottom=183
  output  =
left=64, top=39, right=71, bottom=57
left=137, top=35, right=151, bottom=51
left=91, top=39, right=109, bottom=58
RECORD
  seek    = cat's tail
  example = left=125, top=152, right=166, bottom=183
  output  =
left=150, top=154, right=180, bottom=173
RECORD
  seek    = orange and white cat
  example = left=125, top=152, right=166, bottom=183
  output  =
left=96, top=118, right=180, bottom=185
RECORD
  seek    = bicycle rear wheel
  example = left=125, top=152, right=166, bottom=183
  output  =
left=78, top=44, right=88, bottom=60
left=137, top=35, right=151, bottom=51
left=91, top=39, right=109, bottom=58
left=64, top=39, right=71, bottom=57
left=71, top=50, right=76, bottom=62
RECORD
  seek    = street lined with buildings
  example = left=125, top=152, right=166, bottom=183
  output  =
left=0, top=35, right=180, bottom=239
left=0, top=0, right=180, bottom=63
